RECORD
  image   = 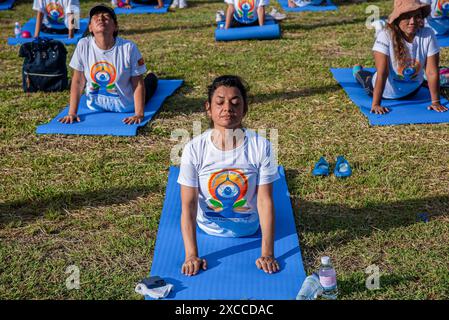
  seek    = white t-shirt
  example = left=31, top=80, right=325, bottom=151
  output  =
left=33, top=0, right=79, bottom=29
left=69, top=36, right=147, bottom=112
left=225, top=0, right=269, bottom=24
left=177, top=129, right=279, bottom=238
left=372, top=27, right=439, bottom=99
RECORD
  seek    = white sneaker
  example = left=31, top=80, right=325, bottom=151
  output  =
left=170, top=0, right=178, bottom=8
left=216, top=10, right=225, bottom=23
left=179, top=0, right=187, bottom=8
left=269, top=8, right=287, bottom=21
left=294, top=0, right=312, bottom=7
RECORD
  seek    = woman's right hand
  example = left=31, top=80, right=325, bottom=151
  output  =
left=182, top=256, right=207, bottom=276
left=370, top=105, right=390, bottom=115
left=58, top=114, right=80, bottom=124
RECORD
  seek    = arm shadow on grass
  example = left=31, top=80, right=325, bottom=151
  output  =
left=284, top=169, right=449, bottom=256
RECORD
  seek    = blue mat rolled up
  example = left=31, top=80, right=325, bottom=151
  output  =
left=277, top=0, right=337, bottom=13
left=114, top=0, right=171, bottom=14
left=0, top=0, right=15, bottom=11
left=148, top=166, right=306, bottom=300
left=331, top=68, right=449, bottom=126
left=7, top=18, right=89, bottom=46
left=36, top=79, right=183, bottom=136
left=215, top=17, right=281, bottom=41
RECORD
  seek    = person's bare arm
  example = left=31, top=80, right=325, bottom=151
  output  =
left=257, top=6, right=265, bottom=26
left=181, top=185, right=207, bottom=276
left=156, top=0, right=164, bottom=9
left=372, top=51, right=390, bottom=114
left=35, top=11, right=43, bottom=38
left=255, top=183, right=279, bottom=274
left=288, top=0, right=296, bottom=7
left=426, top=53, right=448, bottom=112
left=123, top=75, right=146, bottom=125
left=67, top=13, right=74, bottom=39
left=59, top=70, right=85, bottom=124
left=225, top=4, right=235, bottom=29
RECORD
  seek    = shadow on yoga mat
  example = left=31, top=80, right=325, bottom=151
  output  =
left=331, top=68, right=449, bottom=126
left=277, top=0, right=337, bottom=12
left=215, top=17, right=281, bottom=41
left=36, top=79, right=183, bottom=136
left=148, top=166, right=306, bottom=300
left=0, top=0, right=15, bottom=11
left=7, top=18, right=89, bottom=46
left=114, top=0, right=172, bottom=14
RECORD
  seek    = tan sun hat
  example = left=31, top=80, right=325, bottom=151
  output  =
left=388, top=0, right=431, bottom=24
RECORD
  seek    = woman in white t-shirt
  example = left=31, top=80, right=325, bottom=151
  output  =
left=33, top=0, right=80, bottom=39
left=224, top=0, right=269, bottom=29
left=59, top=5, right=158, bottom=125
left=353, top=0, right=447, bottom=114
left=178, top=75, right=280, bottom=276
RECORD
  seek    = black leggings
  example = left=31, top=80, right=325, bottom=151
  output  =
left=144, top=73, right=158, bottom=104
left=230, top=16, right=259, bottom=28
left=132, top=0, right=159, bottom=4
left=41, top=24, right=79, bottom=35
left=355, top=69, right=421, bottom=99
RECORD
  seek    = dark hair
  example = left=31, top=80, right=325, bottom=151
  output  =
left=207, top=75, right=249, bottom=114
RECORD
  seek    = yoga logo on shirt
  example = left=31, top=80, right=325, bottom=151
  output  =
left=205, top=169, right=251, bottom=219
left=436, top=0, right=449, bottom=17
left=394, top=59, right=421, bottom=82
left=235, top=0, right=256, bottom=24
left=46, top=1, right=65, bottom=24
left=90, top=61, right=119, bottom=96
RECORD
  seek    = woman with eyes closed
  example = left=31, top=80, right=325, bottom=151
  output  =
left=177, top=75, right=280, bottom=276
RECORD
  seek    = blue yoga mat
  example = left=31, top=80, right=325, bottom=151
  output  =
left=436, top=34, right=449, bottom=48
left=0, top=0, right=15, bottom=11
left=277, top=0, right=337, bottom=12
left=148, top=166, right=306, bottom=300
left=331, top=68, right=449, bottom=126
left=114, top=0, right=171, bottom=14
left=7, top=18, right=88, bottom=46
left=36, top=79, right=183, bottom=136
left=215, top=17, right=281, bottom=41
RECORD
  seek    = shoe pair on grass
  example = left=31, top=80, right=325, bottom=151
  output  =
left=312, top=156, right=352, bottom=178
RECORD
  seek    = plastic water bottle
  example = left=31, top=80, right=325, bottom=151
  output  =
left=318, top=256, right=338, bottom=300
left=14, top=22, right=21, bottom=38
left=296, top=273, right=323, bottom=300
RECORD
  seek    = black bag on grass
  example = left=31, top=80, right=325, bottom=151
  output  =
left=19, top=37, right=68, bottom=92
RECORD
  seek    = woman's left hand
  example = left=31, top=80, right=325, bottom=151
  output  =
left=123, top=115, right=144, bottom=125
left=256, top=256, right=280, bottom=274
left=427, top=103, right=448, bottom=112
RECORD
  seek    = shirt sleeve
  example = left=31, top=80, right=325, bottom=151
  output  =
left=65, top=0, right=73, bottom=14
left=257, top=139, right=280, bottom=186
left=224, top=0, right=234, bottom=5
left=427, top=29, right=440, bottom=57
left=259, top=0, right=270, bottom=7
left=32, top=0, right=44, bottom=12
left=69, top=40, right=84, bottom=72
left=130, top=43, right=147, bottom=77
left=177, top=143, right=199, bottom=188
left=372, top=29, right=390, bottom=56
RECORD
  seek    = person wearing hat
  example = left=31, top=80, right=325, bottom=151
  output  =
left=33, top=0, right=80, bottom=39
left=59, top=4, right=159, bottom=125
left=353, top=0, right=447, bottom=114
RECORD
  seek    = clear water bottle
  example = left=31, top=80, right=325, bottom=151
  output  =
left=318, top=256, right=338, bottom=299
left=296, top=273, right=323, bottom=300
left=14, top=22, right=21, bottom=38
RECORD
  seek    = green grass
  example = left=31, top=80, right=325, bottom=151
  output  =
left=1, top=0, right=448, bottom=300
